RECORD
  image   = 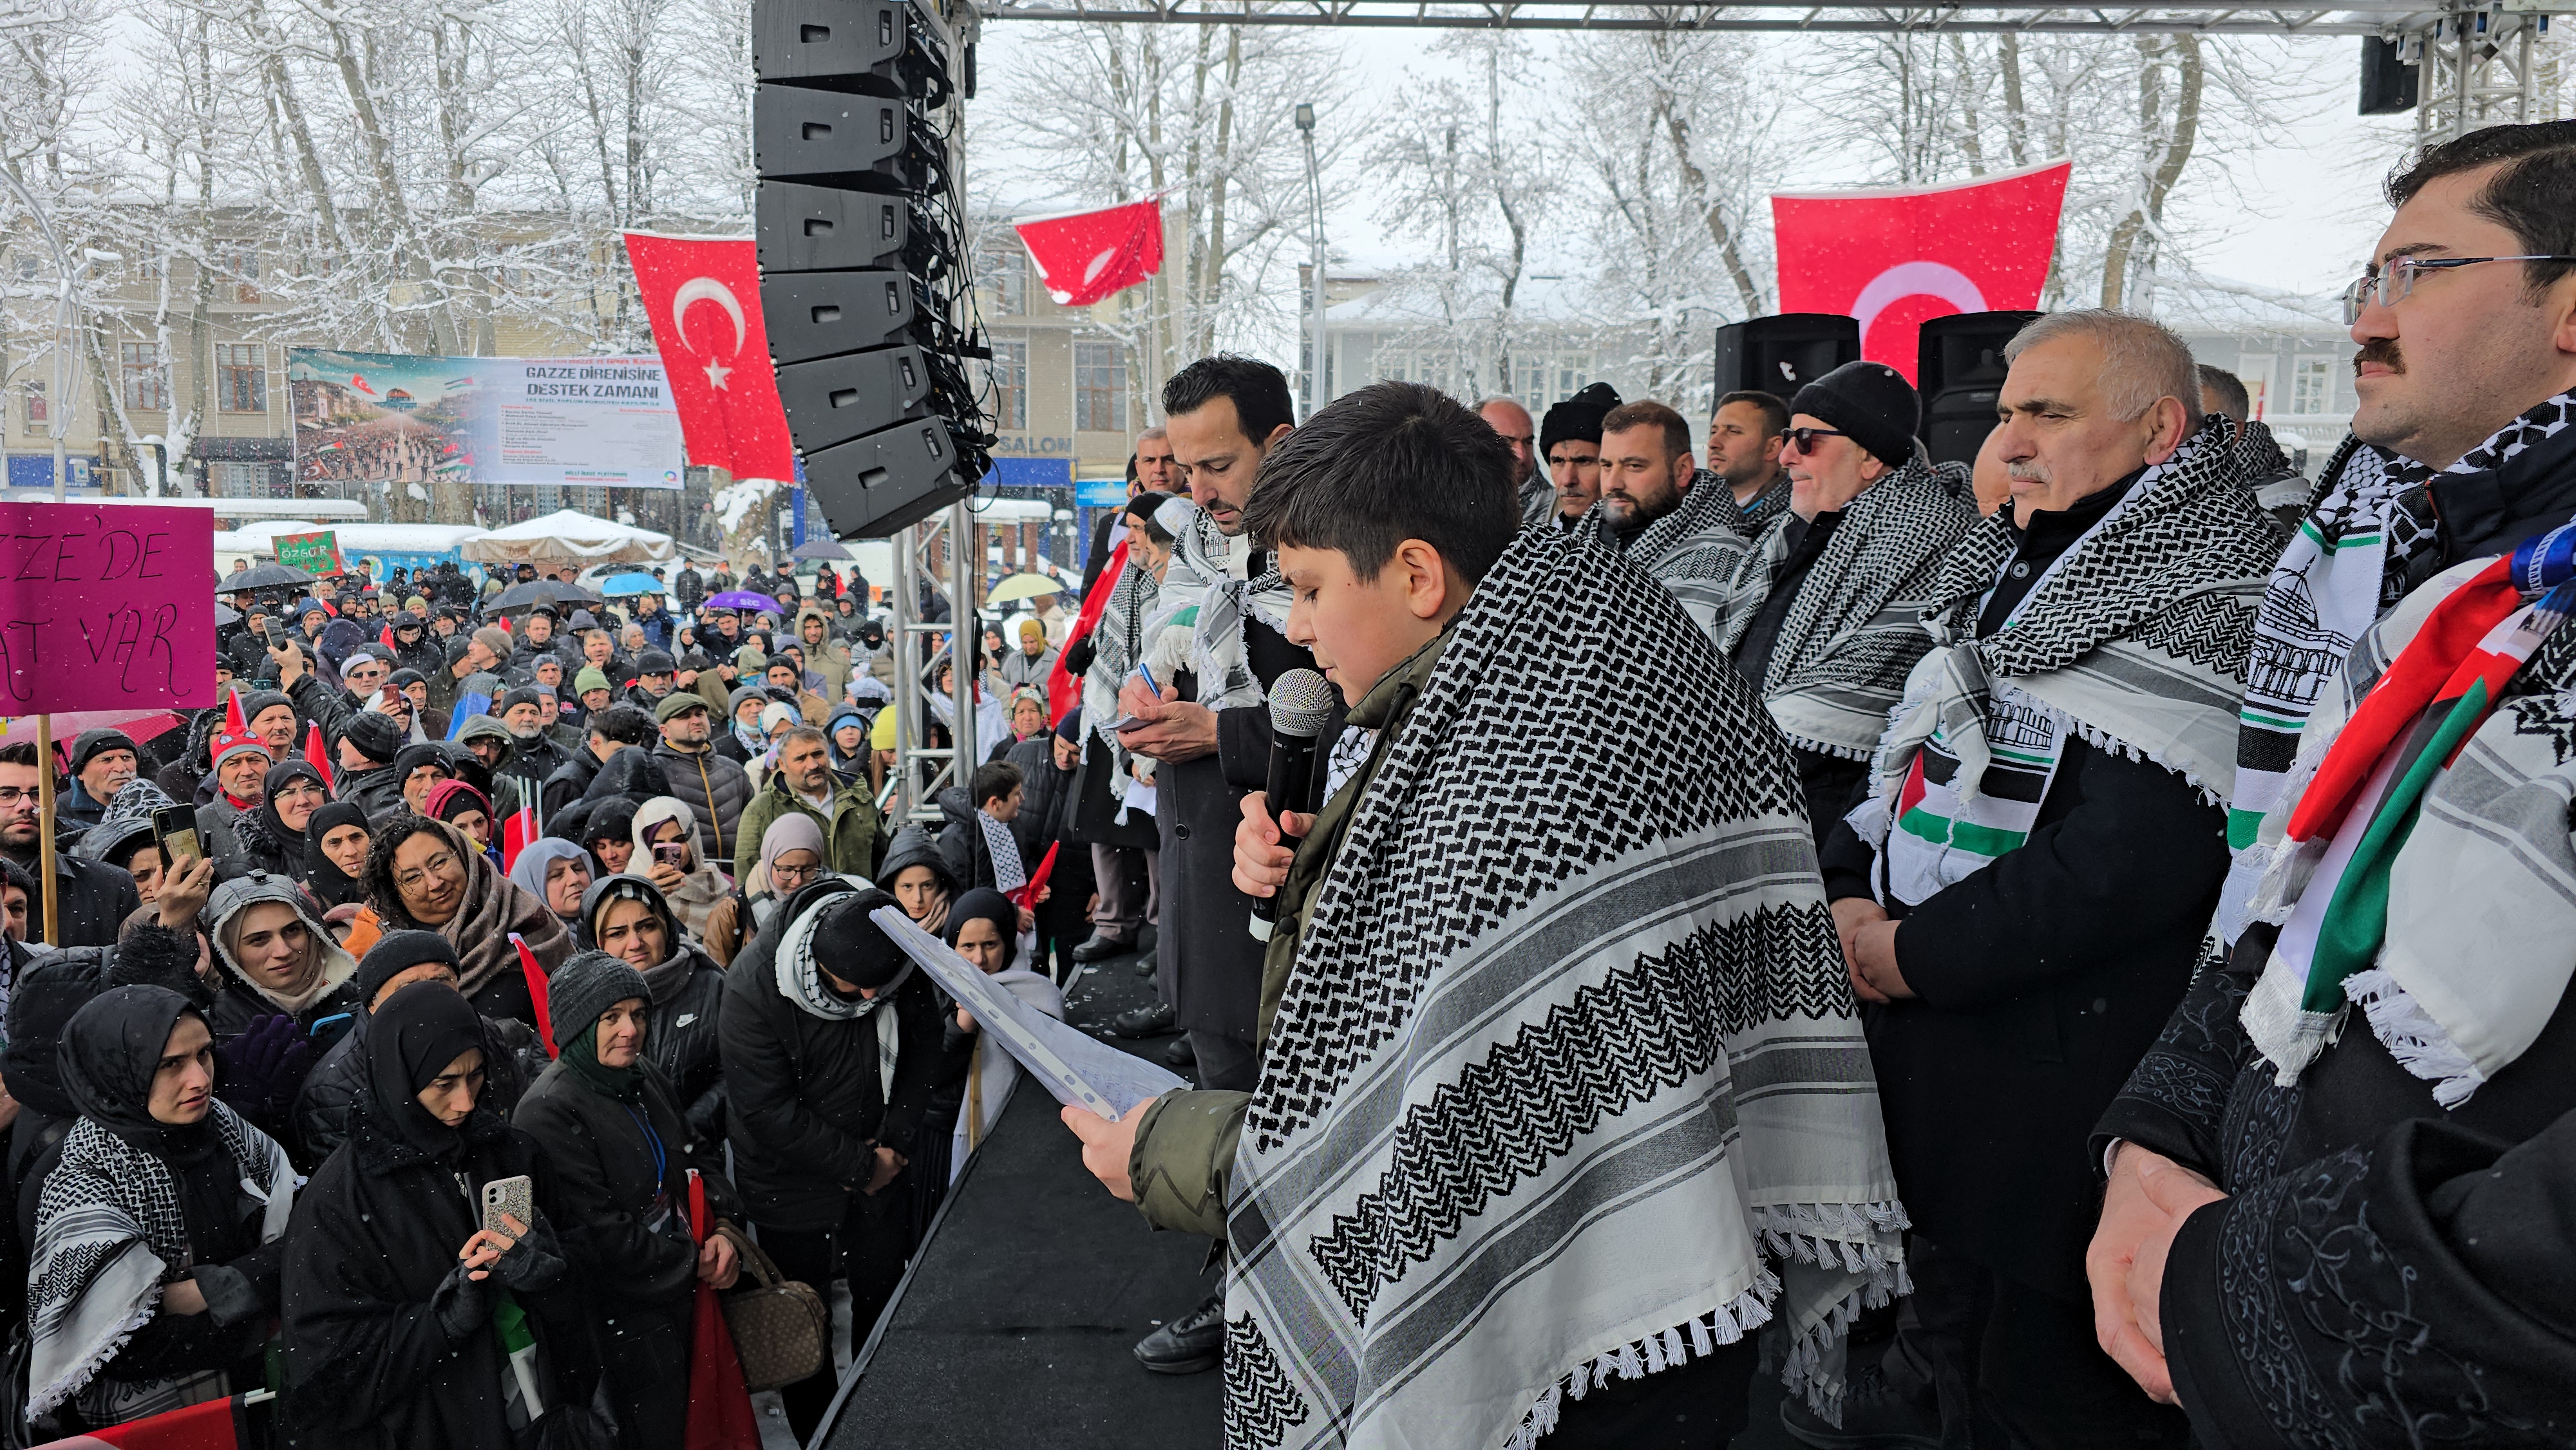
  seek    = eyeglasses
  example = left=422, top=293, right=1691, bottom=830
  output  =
left=395, top=851, right=459, bottom=892
left=2342, top=254, right=2576, bottom=323
left=1782, top=427, right=1850, bottom=457
left=771, top=862, right=822, bottom=886
left=0, top=787, right=33, bottom=805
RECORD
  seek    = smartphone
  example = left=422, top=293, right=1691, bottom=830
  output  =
left=151, top=805, right=204, bottom=868
left=482, top=1174, right=534, bottom=1237
left=653, top=842, right=688, bottom=869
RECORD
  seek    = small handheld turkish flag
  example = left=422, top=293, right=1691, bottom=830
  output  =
left=626, top=232, right=798, bottom=481
left=1771, top=160, right=2072, bottom=384
left=1014, top=200, right=1164, bottom=308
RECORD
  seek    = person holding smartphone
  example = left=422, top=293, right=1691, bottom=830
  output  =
left=283, top=982, right=602, bottom=1447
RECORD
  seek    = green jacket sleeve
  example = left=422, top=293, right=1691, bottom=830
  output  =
left=1127, top=1088, right=1250, bottom=1239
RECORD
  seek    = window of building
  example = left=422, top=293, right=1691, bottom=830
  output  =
left=989, top=338, right=1028, bottom=430
left=1515, top=357, right=1547, bottom=412
left=209, top=460, right=284, bottom=498
left=2290, top=355, right=2336, bottom=415
left=122, top=343, right=168, bottom=413
left=216, top=343, right=267, bottom=413
left=21, top=381, right=44, bottom=429
left=1555, top=355, right=1592, bottom=403
left=223, top=247, right=261, bottom=303
left=1075, top=341, right=1125, bottom=433
left=987, top=246, right=1027, bottom=315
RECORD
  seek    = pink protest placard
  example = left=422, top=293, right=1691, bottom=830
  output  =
left=0, top=502, right=216, bottom=713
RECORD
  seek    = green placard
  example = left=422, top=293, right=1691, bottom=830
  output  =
left=273, top=530, right=343, bottom=576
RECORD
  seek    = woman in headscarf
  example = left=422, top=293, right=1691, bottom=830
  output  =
left=366, top=815, right=570, bottom=1029
left=289, top=930, right=536, bottom=1170
left=301, top=800, right=375, bottom=912
left=281, top=982, right=601, bottom=1449
left=580, top=874, right=727, bottom=1136
left=26, top=986, right=294, bottom=1431
left=629, top=796, right=730, bottom=939
left=423, top=779, right=500, bottom=868
left=507, top=838, right=592, bottom=934
left=202, top=872, right=363, bottom=1140
left=699, top=809, right=824, bottom=970
left=987, top=687, right=1050, bottom=763
left=222, top=760, right=328, bottom=879
left=512, top=954, right=744, bottom=1450
left=917, top=889, right=1062, bottom=1225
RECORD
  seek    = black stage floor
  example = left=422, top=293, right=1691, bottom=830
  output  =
left=815, top=937, right=1804, bottom=1450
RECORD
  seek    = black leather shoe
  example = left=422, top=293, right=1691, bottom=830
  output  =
left=1134, top=956, right=1158, bottom=979
left=1134, top=1292, right=1226, bottom=1375
left=1164, top=1036, right=1196, bottom=1067
left=1778, top=1391, right=1942, bottom=1449
left=1070, top=932, right=1132, bottom=963
left=1108, top=1002, right=1176, bottom=1039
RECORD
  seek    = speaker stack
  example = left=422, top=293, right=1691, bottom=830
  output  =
left=752, top=0, right=992, bottom=538
left=1916, top=310, right=2043, bottom=467
left=1710, top=314, right=1861, bottom=406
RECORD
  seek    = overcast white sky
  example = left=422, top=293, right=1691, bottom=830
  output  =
left=975, top=23, right=2422, bottom=305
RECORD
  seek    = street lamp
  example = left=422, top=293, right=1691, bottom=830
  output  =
left=1294, top=102, right=1327, bottom=415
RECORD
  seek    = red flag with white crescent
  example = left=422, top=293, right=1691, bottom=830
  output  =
left=1770, top=160, right=2071, bottom=383
left=625, top=232, right=797, bottom=482
left=1014, top=200, right=1164, bottom=308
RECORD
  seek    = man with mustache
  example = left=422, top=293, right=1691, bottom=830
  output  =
left=2087, top=120, right=2576, bottom=1447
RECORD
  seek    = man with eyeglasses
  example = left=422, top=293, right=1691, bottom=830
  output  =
left=2083, top=122, right=2576, bottom=1448
left=1802, top=314, right=2282, bottom=1450
left=0, top=742, right=138, bottom=949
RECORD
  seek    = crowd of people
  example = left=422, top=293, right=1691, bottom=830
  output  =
left=3, top=119, right=2571, bottom=1450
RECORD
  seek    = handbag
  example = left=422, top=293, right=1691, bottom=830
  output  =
left=717, top=1228, right=828, bottom=1393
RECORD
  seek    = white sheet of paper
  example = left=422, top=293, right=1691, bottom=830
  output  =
left=1121, top=782, right=1157, bottom=820
left=871, top=907, right=1186, bottom=1117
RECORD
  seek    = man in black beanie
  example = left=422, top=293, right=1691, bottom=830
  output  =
left=717, top=880, right=955, bottom=1444
left=332, top=712, right=410, bottom=820
left=1537, top=381, right=1621, bottom=531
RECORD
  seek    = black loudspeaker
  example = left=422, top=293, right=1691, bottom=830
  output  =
left=1917, top=310, right=2043, bottom=467
left=753, top=0, right=988, bottom=538
left=1712, top=314, right=1859, bottom=407
left=2360, top=37, right=2419, bottom=116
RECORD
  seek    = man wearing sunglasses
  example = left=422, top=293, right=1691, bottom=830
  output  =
left=2082, top=122, right=2576, bottom=1450
left=1799, top=311, right=2283, bottom=1450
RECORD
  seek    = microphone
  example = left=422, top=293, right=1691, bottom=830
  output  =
left=1248, top=668, right=1336, bottom=938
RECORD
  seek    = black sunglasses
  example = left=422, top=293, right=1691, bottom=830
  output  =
left=1783, top=427, right=1850, bottom=456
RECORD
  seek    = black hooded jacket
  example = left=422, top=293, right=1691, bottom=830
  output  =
left=290, top=1010, right=537, bottom=1170
left=512, top=1058, right=741, bottom=1320
left=578, top=873, right=728, bottom=1140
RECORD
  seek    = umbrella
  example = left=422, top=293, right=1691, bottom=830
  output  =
left=0, top=709, right=182, bottom=753
left=790, top=538, right=854, bottom=561
left=214, top=603, right=242, bottom=628
left=596, top=572, right=664, bottom=596
left=706, top=590, right=783, bottom=615
left=214, top=561, right=317, bottom=594
left=484, top=579, right=605, bottom=617
left=986, top=571, right=1068, bottom=605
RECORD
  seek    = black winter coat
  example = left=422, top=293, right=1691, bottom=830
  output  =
left=650, top=743, right=753, bottom=869
left=643, top=953, right=728, bottom=1143
left=281, top=1112, right=598, bottom=1450
left=511, top=1060, right=741, bottom=1321
left=334, top=763, right=406, bottom=823
left=719, top=878, right=950, bottom=1231
left=12, top=850, right=140, bottom=952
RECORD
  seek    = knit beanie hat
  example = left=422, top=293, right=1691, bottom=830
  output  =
left=339, top=712, right=405, bottom=766
left=574, top=666, right=612, bottom=695
left=472, top=626, right=514, bottom=661
left=497, top=686, right=544, bottom=717
left=545, top=950, right=650, bottom=1053
left=655, top=692, right=710, bottom=724
left=1790, top=361, right=1920, bottom=469
left=211, top=724, right=273, bottom=773
left=1540, top=382, right=1624, bottom=455
left=355, top=930, right=461, bottom=1010
left=70, top=729, right=139, bottom=775
left=636, top=649, right=675, bottom=675
left=808, top=889, right=909, bottom=989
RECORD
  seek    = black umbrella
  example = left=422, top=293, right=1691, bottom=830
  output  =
left=214, top=602, right=242, bottom=627
left=482, top=579, right=605, bottom=617
left=214, top=561, right=317, bottom=594
left=790, top=538, right=855, bottom=561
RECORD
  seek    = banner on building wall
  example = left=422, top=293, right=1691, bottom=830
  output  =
left=287, top=350, right=687, bottom=491
left=1771, top=160, right=2072, bottom=384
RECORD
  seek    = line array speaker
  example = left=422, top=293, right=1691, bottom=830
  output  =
left=1711, top=314, right=1860, bottom=408
left=1917, top=310, right=2042, bottom=467
left=753, top=0, right=990, bottom=538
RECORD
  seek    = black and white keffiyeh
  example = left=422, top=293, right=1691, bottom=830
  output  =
left=1711, top=457, right=1976, bottom=761
left=1851, top=423, right=2282, bottom=896
left=1627, top=474, right=1760, bottom=641
left=1224, top=520, right=1904, bottom=1450
left=27, top=1104, right=294, bottom=1420
left=1081, top=549, right=1161, bottom=805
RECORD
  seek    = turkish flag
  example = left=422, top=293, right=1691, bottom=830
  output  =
left=1015, top=201, right=1164, bottom=308
left=625, top=232, right=798, bottom=481
left=1771, top=160, right=2071, bottom=383
left=28, top=1393, right=246, bottom=1447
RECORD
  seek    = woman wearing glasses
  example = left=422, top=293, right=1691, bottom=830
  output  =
left=365, top=815, right=571, bottom=1030
left=697, top=810, right=825, bottom=969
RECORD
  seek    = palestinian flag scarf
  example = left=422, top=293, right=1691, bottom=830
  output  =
left=1712, top=456, right=1976, bottom=762
left=1850, top=422, right=2280, bottom=903
left=2240, top=520, right=2576, bottom=1103
left=1226, top=521, right=1903, bottom=1450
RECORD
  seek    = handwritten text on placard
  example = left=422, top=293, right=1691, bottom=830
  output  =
left=0, top=504, right=216, bottom=713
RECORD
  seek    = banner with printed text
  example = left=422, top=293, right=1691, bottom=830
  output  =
left=289, top=350, right=687, bottom=490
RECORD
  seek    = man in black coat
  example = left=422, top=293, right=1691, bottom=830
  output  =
left=2088, top=125, right=2576, bottom=1449
left=540, top=704, right=658, bottom=820
left=0, top=743, right=137, bottom=950
left=719, top=880, right=954, bottom=1444
left=1808, top=312, right=2280, bottom=1450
